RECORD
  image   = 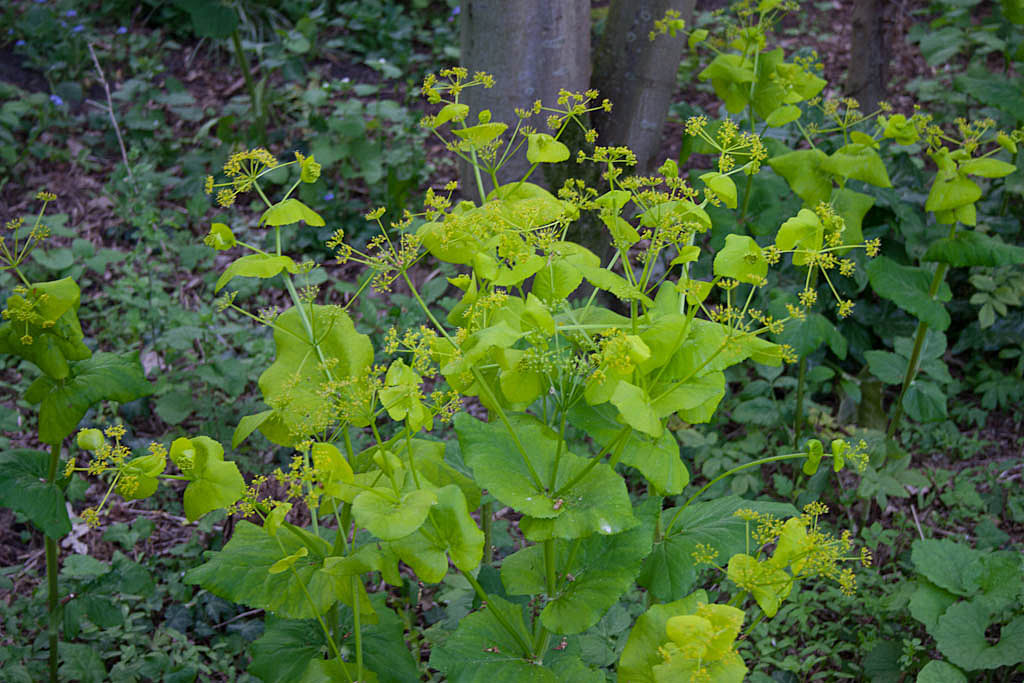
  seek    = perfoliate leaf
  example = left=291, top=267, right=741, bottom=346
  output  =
left=526, top=133, right=570, bottom=163
left=215, top=254, right=301, bottom=292
left=925, top=173, right=981, bottom=212
left=171, top=436, right=245, bottom=521
left=699, top=172, right=738, bottom=209
left=768, top=148, right=832, bottom=207
left=451, top=122, right=508, bottom=147
left=0, top=277, right=91, bottom=380
left=260, top=198, right=325, bottom=227
left=618, top=592, right=707, bottom=683
left=352, top=487, right=437, bottom=540
left=391, top=484, right=484, bottom=582
left=820, top=144, right=892, bottom=187
left=713, top=234, right=767, bottom=285
left=775, top=208, right=822, bottom=266
left=764, top=104, right=801, bottom=127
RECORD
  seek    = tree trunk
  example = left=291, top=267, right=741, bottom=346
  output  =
left=459, top=0, right=590, bottom=198
left=591, top=0, right=696, bottom=174
left=846, top=0, right=888, bottom=112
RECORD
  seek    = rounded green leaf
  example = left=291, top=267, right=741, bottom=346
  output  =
left=451, top=122, right=508, bottom=147
left=205, top=222, right=236, bottom=250
left=765, top=104, right=801, bottom=127
left=526, top=133, right=570, bottom=163
left=352, top=487, right=437, bottom=540
left=713, top=234, right=768, bottom=284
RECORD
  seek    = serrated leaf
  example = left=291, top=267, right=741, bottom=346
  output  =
left=454, top=413, right=636, bottom=540
left=864, top=350, right=906, bottom=385
left=923, top=230, right=1024, bottom=267
left=902, top=380, right=947, bottom=422
left=26, top=352, right=153, bottom=444
left=867, top=257, right=952, bottom=331
left=0, top=449, right=70, bottom=538
left=911, top=539, right=984, bottom=597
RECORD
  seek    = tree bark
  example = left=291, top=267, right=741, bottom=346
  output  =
left=459, top=0, right=590, bottom=197
left=591, top=0, right=696, bottom=174
left=847, top=0, right=888, bottom=112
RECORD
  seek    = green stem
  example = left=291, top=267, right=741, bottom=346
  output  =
left=463, top=570, right=534, bottom=655
left=352, top=577, right=363, bottom=681
left=543, top=539, right=557, bottom=597
left=794, top=355, right=808, bottom=445
left=45, top=441, right=60, bottom=683
left=481, top=501, right=493, bottom=564
left=886, top=260, right=951, bottom=439
left=664, top=451, right=812, bottom=536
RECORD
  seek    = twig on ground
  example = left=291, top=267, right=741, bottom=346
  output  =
left=87, top=43, right=134, bottom=182
left=910, top=504, right=925, bottom=541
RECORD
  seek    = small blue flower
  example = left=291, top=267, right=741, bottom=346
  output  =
left=323, top=192, right=335, bottom=201
left=50, top=94, right=64, bottom=106
left=59, top=20, right=67, bottom=27
left=15, top=39, right=25, bottom=46
left=65, top=9, right=77, bottom=17
left=117, top=26, right=128, bottom=34
left=72, top=24, right=84, bottom=33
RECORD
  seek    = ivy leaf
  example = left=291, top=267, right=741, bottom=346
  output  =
left=867, top=257, right=952, bottom=331
left=922, top=230, right=1024, bottom=268
left=215, top=254, right=301, bottom=292
left=185, top=521, right=352, bottom=619
left=714, top=235, right=767, bottom=284
left=0, top=449, right=71, bottom=538
left=26, top=352, right=153, bottom=445
left=454, top=413, right=636, bottom=540
left=260, top=198, right=325, bottom=227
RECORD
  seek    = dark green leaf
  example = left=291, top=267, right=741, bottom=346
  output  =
left=866, top=257, right=952, bottom=331
left=0, top=449, right=70, bottom=538
left=923, top=230, right=1024, bottom=268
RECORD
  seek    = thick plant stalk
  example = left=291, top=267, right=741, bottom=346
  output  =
left=886, top=263, right=949, bottom=438
left=45, top=442, right=61, bottom=683
left=231, top=28, right=265, bottom=143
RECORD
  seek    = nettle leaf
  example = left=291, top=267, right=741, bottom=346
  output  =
left=867, top=256, right=952, bottom=331
left=258, top=305, right=373, bottom=445
left=186, top=521, right=352, bottom=619
left=768, top=148, right=832, bottom=207
left=260, top=198, right=325, bottom=227
left=390, top=484, right=484, bottom=582
left=0, top=449, right=71, bottom=538
left=638, top=497, right=797, bottom=602
left=526, top=133, right=570, bottom=163
left=934, top=602, right=1024, bottom=671
left=923, top=230, right=1024, bottom=268
left=502, top=498, right=657, bottom=634
left=215, top=253, right=301, bottom=292
left=714, top=234, right=767, bottom=284
left=820, top=144, right=892, bottom=187
left=26, top=352, right=152, bottom=445
left=454, top=413, right=636, bottom=540
left=618, top=592, right=707, bottom=683
left=567, top=403, right=688, bottom=496
left=429, top=593, right=600, bottom=683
